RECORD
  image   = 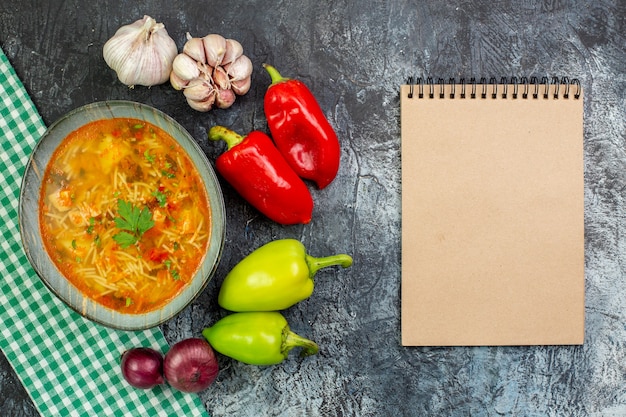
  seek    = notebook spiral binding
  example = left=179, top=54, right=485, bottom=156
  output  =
left=407, top=76, right=581, bottom=100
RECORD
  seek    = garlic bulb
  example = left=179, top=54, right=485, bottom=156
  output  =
left=103, top=15, right=178, bottom=87
left=170, top=32, right=253, bottom=112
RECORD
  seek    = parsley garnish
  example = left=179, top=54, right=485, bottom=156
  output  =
left=86, top=217, right=96, bottom=234
left=161, top=170, right=176, bottom=179
left=152, top=190, right=168, bottom=207
left=112, top=199, right=155, bottom=248
left=144, top=150, right=156, bottom=164
left=163, top=260, right=180, bottom=280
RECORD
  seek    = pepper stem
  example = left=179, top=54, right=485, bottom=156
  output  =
left=305, top=253, right=353, bottom=277
left=208, top=125, right=245, bottom=150
left=283, top=328, right=319, bottom=358
left=263, top=63, right=289, bottom=86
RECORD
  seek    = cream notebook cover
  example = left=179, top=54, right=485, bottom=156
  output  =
left=400, top=78, right=584, bottom=346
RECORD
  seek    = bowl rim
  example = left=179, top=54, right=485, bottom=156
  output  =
left=18, top=100, right=225, bottom=331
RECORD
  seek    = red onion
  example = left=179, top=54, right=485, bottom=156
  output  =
left=163, top=338, right=219, bottom=393
left=120, top=347, right=165, bottom=389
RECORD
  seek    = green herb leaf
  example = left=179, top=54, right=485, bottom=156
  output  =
left=161, top=170, right=175, bottom=179
left=137, top=206, right=155, bottom=233
left=113, top=199, right=154, bottom=248
left=114, top=199, right=136, bottom=231
left=86, top=217, right=96, bottom=234
left=152, top=190, right=167, bottom=207
left=163, top=259, right=180, bottom=280
left=112, top=231, right=137, bottom=248
left=144, top=150, right=155, bottom=164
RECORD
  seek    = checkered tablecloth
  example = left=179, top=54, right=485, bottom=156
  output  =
left=0, top=46, right=209, bottom=417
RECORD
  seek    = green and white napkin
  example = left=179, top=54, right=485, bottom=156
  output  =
left=0, top=46, right=209, bottom=417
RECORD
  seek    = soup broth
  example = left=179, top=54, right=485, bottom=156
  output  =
left=39, top=118, right=211, bottom=314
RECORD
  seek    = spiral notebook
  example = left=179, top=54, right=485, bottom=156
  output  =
left=400, top=77, right=584, bottom=346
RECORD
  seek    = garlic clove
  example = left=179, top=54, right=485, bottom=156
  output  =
left=183, top=79, right=215, bottom=101
left=103, top=15, right=177, bottom=87
left=196, top=62, right=213, bottom=80
left=222, top=39, right=244, bottom=66
left=215, top=87, right=236, bottom=109
left=186, top=93, right=216, bottom=112
left=224, top=55, right=253, bottom=82
left=172, top=53, right=200, bottom=82
left=183, top=33, right=207, bottom=64
left=203, top=34, right=227, bottom=67
left=170, top=70, right=189, bottom=90
left=212, top=65, right=230, bottom=90
left=231, top=77, right=252, bottom=95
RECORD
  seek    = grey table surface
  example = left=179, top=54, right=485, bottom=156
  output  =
left=1, top=1, right=625, bottom=416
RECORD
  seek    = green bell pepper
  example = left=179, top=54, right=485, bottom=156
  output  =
left=217, top=238, right=353, bottom=311
left=202, top=311, right=318, bottom=365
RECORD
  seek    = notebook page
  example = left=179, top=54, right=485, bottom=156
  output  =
left=400, top=82, right=584, bottom=346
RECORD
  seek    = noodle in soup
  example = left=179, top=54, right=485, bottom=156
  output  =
left=39, top=118, right=211, bottom=314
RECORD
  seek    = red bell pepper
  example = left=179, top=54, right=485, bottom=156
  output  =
left=208, top=126, right=313, bottom=225
left=262, top=64, right=341, bottom=189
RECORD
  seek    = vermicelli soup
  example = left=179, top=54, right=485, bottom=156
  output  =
left=39, top=118, right=211, bottom=314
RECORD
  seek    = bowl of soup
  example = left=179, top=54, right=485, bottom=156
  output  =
left=19, top=101, right=225, bottom=330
